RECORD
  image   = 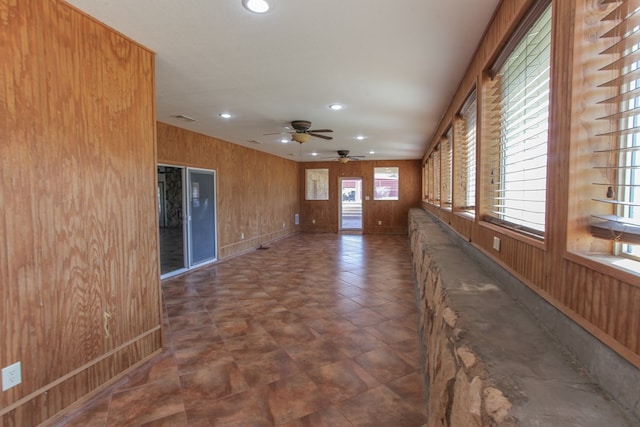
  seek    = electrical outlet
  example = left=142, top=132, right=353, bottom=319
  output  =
left=282, top=222, right=285, bottom=228
left=378, top=220, right=382, bottom=225
left=312, top=219, right=316, bottom=224
left=241, top=232, right=244, bottom=240
left=493, top=237, right=501, bottom=252
left=2, top=361, right=22, bottom=391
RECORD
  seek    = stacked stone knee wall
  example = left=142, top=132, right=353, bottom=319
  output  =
left=408, top=208, right=635, bottom=427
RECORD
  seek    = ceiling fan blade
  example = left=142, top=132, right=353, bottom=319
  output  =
left=309, top=132, right=333, bottom=140
left=308, top=129, right=333, bottom=133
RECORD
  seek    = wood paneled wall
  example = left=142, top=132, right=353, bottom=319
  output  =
left=156, top=122, right=299, bottom=259
left=1, top=1, right=161, bottom=425
left=299, top=160, right=422, bottom=234
left=422, top=0, right=640, bottom=369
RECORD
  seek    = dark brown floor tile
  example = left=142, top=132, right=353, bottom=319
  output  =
left=273, top=295, right=311, bottom=309
left=50, top=394, right=110, bottom=426
left=105, top=378, right=184, bottom=426
left=257, top=310, right=302, bottom=332
left=242, top=299, right=288, bottom=315
left=280, top=406, right=353, bottom=427
left=341, top=307, right=386, bottom=327
left=285, top=338, right=349, bottom=371
left=165, top=300, right=207, bottom=318
left=328, top=329, right=386, bottom=358
left=364, top=319, right=418, bottom=344
left=201, top=295, right=243, bottom=312
left=304, top=317, right=359, bottom=336
left=268, top=323, right=319, bottom=347
left=289, top=303, right=335, bottom=320
left=222, top=330, right=280, bottom=359
left=142, top=410, right=188, bottom=426
left=328, top=298, right=365, bottom=314
left=386, top=371, right=427, bottom=414
left=209, top=305, right=252, bottom=322
left=386, top=337, right=422, bottom=368
left=180, top=360, right=248, bottom=403
left=349, top=294, right=391, bottom=308
left=215, top=318, right=268, bottom=339
left=252, top=373, right=329, bottom=425
left=306, top=359, right=379, bottom=404
left=368, top=301, right=416, bottom=320
left=170, top=324, right=223, bottom=349
left=236, top=349, right=301, bottom=387
left=185, top=389, right=271, bottom=427
left=169, top=311, right=214, bottom=332
left=174, top=342, right=229, bottom=374
left=336, top=385, right=427, bottom=427
left=118, top=350, right=178, bottom=391
left=354, top=347, right=415, bottom=384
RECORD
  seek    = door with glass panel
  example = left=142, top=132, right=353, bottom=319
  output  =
left=187, top=168, right=217, bottom=266
left=340, top=177, right=363, bottom=230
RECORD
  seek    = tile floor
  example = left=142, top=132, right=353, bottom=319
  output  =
left=52, top=233, right=427, bottom=426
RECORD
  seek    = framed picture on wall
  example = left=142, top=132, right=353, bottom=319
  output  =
left=305, top=168, right=329, bottom=200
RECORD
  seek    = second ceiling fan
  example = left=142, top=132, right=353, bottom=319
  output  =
left=266, top=120, right=333, bottom=143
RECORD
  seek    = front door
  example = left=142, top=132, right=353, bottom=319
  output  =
left=340, top=177, right=363, bottom=230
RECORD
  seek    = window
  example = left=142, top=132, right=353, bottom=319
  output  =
left=426, top=154, right=436, bottom=203
left=484, top=0, right=552, bottom=237
left=441, top=129, right=453, bottom=208
left=590, top=0, right=640, bottom=258
left=374, top=167, right=399, bottom=200
left=434, top=147, right=441, bottom=204
left=456, top=89, right=477, bottom=213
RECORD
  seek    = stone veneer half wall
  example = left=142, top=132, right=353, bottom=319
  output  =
left=408, top=209, right=636, bottom=426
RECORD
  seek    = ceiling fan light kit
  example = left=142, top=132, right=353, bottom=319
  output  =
left=292, top=133, right=310, bottom=143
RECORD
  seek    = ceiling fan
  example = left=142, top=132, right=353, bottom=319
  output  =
left=325, top=150, right=365, bottom=163
left=265, top=120, right=333, bottom=143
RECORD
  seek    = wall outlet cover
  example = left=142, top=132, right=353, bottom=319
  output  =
left=2, top=361, right=22, bottom=391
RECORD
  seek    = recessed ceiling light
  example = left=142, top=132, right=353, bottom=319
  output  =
left=242, top=0, right=270, bottom=13
left=329, top=104, right=343, bottom=111
left=356, top=135, right=365, bottom=140
left=219, top=112, right=232, bottom=119
left=311, top=152, right=318, bottom=156
left=369, top=151, right=375, bottom=154
left=280, top=138, right=289, bottom=143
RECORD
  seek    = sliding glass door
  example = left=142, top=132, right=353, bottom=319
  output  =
left=187, top=168, right=217, bottom=266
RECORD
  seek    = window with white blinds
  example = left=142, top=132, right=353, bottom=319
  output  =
left=456, top=89, right=477, bottom=212
left=441, top=130, right=453, bottom=207
left=434, top=146, right=441, bottom=204
left=427, top=154, right=435, bottom=203
left=591, top=0, right=640, bottom=257
left=484, top=0, right=552, bottom=237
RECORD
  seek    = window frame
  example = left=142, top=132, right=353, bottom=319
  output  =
left=482, top=0, right=553, bottom=239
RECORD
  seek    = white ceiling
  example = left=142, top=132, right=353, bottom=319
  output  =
left=66, top=0, right=500, bottom=162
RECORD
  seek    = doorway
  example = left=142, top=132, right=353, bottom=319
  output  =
left=340, top=177, right=363, bottom=231
left=157, top=165, right=218, bottom=278
left=187, top=168, right=217, bottom=266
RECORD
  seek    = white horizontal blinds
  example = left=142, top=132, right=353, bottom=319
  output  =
left=593, top=0, right=640, bottom=251
left=457, top=89, right=477, bottom=212
left=441, top=131, right=453, bottom=207
left=427, top=154, right=435, bottom=203
left=485, top=1, right=552, bottom=237
left=434, top=146, right=441, bottom=204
